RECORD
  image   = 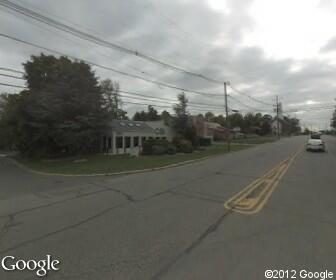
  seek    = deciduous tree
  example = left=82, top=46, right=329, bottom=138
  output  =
left=4, top=54, right=107, bottom=157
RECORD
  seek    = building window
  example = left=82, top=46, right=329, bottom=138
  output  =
left=149, top=137, right=153, bottom=140
left=125, top=136, right=131, bottom=148
left=108, top=137, right=112, bottom=149
left=116, top=136, right=123, bottom=148
left=156, top=137, right=160, bottom=139
left=141, top=137, right=146, bottom=146
left=134, top=136, right=139, bottom=147
left=162, top=137, right=166, bottom=140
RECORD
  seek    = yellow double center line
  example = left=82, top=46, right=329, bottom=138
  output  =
left=224, top=146, right=303, bottom=215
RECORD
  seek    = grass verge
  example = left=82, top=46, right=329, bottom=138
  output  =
left=231, top=136, right=278, bottom=145
left=16, top=144, right=248, bottom=175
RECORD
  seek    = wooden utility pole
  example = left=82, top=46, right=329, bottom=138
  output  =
left=224, top=82, right=230, bottom=151
left=276, top=95, right=280, bottom=139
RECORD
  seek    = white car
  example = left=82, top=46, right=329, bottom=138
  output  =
left=306, top=135, right=325, bottom=152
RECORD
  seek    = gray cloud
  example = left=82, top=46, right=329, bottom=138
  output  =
left=0, top=0, right=335, bottom=127
left=320, top=36, right=336, bottom=52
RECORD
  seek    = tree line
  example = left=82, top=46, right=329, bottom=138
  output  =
left=133, top=104, right=301, bottom=136
left=0, top=54, right=301, bottom=158
left=332, top=109, right=336, bottom=130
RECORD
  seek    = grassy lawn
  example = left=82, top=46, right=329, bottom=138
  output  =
left=231, top=136, right=278, bottom=144
left=16, top=144, right=248, bottom=175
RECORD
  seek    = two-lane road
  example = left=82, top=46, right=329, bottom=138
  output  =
left=1, top=135, right=335, bottom=279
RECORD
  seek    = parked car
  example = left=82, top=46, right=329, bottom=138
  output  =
left=306, top=135, right=325, bottom=152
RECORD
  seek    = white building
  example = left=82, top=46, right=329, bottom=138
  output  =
left=102, top=120, right=174, bottom=155
left=145, top=120, right=175, bottom=141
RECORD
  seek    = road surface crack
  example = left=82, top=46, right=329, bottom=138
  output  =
left=150, top=210, right=232, bottom=280
left=0, top=202, right=128, bottom=254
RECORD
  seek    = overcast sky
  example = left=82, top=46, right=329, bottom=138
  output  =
left=1, top=0, right=336, bottom=130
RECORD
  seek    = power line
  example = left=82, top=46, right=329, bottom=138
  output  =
left=0, top=80, right=222, bottom=110
left=0, top=72, right=225, bottom=109
left=0, top=82, right=26, bottom=89
left=122, top=101, right=226, bottom=113
left=0, top=67, right=24, bottom=74
left=2, top=7, right=157, bottom=81
left=0, top=0, right=224, bottom=84
left=0, top=33, right=223, bottom=98
left=285, top=107, right=335, bottom=113
left=119, top=90, right=224, bottom=109
left=0, top=73, right=24, bottom=80
left=228, top=84, right=274, bottom=106
left=122, top=101, right=171, bottom=109
left=120, top=95, right=226, bottom=112
left=0, top=65, right=225, bottom=109
left=228, top=94, right=270, bottom=113
left=121, top=89, right=240, bottom=112
left=0, top=81, right=234, bottom=114
left=119, top=94, right=227, bottom=111
left=0, top=1, right=281, bottom=110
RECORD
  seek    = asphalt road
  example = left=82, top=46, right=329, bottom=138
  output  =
left=1, top=135, right=335, bottom=280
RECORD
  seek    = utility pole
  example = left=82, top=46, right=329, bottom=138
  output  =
left=224, top=82, right=230, bottom=151
left=276, top=95, right=280, bottom=139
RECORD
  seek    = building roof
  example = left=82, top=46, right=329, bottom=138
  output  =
left=110, top=120, right=155, bottom=134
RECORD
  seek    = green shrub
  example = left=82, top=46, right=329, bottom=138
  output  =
left=154, top=139, right=169, bottom=147
left=142, top=139, right=155, bottom=155
left=166, top=144, right=177, bottom=155
left=152, top=145, right=166, bottom=155
left=172, top=136, right=182, bottom=147
left=172, top=137, right=194, bottom=153
left=143, top=139, right=169, bottom=155
left=179, top=140, right=193, bottom=153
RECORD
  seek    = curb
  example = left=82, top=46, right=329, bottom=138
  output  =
left=8, top=144, right=256, bottom=177
left=8, top=155, right=213, bottom=177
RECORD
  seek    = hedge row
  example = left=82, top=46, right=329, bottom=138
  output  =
left=142, top=138, right=193, bottom=155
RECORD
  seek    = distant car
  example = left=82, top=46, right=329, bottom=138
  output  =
left=306, top=136, right=325, bottom=152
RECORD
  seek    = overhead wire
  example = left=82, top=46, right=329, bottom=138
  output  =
left=227, top=94, right=271, bottom=113
left=0, top=79, right=226, bottom=111
left=228, top=84, right=274, bottom=106
left=0, top=33, right=224, bottom=98
left=0, top=0, right=285, bottom=115
left=0, top=80, right=232, bottom=114
left=0, top=73, right=24, bottom=80
left=119, top=90, right=224, bottom=109
left=2, top=6, right=158, bottom=81
left=0, top=0, right=282, bottom=115
left=0, top=0, right=224, bottom=84
left=0, top=1, right=281, bottom=112
left=0, top=82, right=26, bottom=89
left=120, top=96, right=225, bottom=112
left=0, top=67, right=24, bottom=74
